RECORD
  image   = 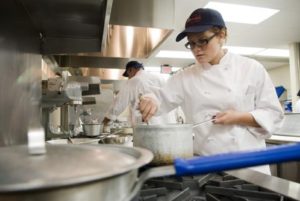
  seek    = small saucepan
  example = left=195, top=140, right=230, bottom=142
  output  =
left=82, top=123, right=102, bottom=136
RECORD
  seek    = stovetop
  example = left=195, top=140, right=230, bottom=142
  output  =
left=133, top=173, right=296, bottom=201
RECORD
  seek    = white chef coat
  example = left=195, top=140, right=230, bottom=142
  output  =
left=150, top=51, right=284, bottom=175
left=105, top=70, right=177, bottom=126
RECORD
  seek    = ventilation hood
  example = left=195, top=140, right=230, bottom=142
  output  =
left=20, top=0, right=174, bottom=68
left=75, top=0, right=175, bottom=58
left=18, top=0, right=113, bottom=54
left=52, top=0, right=175, bottom=68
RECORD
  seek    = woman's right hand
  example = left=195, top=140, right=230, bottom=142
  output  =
left=139, top=96, right=158, bottom=122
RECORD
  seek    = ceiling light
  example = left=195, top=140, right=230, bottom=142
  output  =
left=155, top=50, right=194, bottom=59
left=157, top=47, right=289, bottom=60
left=225, top=46, right=264, bottom=55
left=172, top=67, right=181, bottom=71
left=145, top=66, right=182, bottom=72
left=144, top=66, right=161, bottom=72
left=256, top=49, right=289, bottom=57
left=205, top=2, right=279, bottom=24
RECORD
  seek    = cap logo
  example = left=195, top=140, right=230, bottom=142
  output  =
left=186, top=15, right=202, bottom=27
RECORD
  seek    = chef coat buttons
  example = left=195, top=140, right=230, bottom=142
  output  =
left=231, top=136, right=237, bottom=143
left=204, top=91, right=210, bottom=95
left=204, top=113, right=213, bottom=119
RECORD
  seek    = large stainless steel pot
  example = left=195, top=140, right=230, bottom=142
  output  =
left=1, top=143, right=300, bottom=201
left=0, top=144, right=153, bottom=201
left=133, top=124, right=193, bottom=165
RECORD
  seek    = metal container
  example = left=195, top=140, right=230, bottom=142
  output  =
left=133, top=124, right=193, bottom=165
left=99, top=134, right=133, bottom=146
left=47, top=138, right=100, bottom=144
left=1, top=142, right=300, bottom=201
left=0, top=144, right=152, bottom=201
left=82, top=124, right=102, bottom=136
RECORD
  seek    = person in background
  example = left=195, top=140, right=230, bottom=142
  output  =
left=138, top=8, right=284, bottom=174
left=102, top=60, right=177, bottom=131
left=294, top=90, right=300, bottom=112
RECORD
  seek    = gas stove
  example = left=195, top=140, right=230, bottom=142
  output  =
left=133, top=172, right=297, bottom=201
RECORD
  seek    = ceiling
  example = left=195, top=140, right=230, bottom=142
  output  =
left=141, top=0, right=300, bottom=70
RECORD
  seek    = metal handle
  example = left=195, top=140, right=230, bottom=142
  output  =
left=193, top=119, right=214, bottom=128
left=174, top=142, right=300, bottom=176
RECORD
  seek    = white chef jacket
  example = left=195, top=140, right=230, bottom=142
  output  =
left=150, top=51, right=284, bottom=174
left=105, top=70, right=177, bottom=126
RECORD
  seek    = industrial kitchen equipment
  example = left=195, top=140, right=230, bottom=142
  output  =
left=41, top=73, right=101, bottom=140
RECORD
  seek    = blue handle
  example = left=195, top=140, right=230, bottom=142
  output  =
left=174, top=143, right=300, bottom=176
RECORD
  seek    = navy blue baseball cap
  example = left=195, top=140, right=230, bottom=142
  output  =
left=176, top=8, right=226, bottom=42
left=123, top=61, right=144, bottom=77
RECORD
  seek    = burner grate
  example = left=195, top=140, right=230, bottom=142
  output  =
left=134, top=173, right=294, bottom=201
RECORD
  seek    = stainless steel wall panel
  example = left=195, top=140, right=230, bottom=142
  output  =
left=19, top=0, right=113, bottom=54
left=0, top=1, right=42, bottom=146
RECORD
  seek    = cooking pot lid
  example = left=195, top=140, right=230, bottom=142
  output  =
left=0, top=144, right=153, bottom=192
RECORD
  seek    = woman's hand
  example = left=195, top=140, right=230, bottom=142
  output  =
left=213, top=110, right=260, bottom=127
left=139, top=96, right=158, bottom=122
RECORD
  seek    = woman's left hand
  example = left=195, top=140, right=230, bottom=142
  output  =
left=213, top=110, right=260, bottom=127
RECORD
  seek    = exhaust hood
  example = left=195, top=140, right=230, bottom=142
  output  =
left=18, top=0, right=113, bottom=54
left=52, top=0, right=175, bottom=68
left=71, top=25, right=172, bottom=58
left=20, top=0, right=174, bottom=62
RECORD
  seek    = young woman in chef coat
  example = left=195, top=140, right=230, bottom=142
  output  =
left=139, top=8, right=284, bottom=175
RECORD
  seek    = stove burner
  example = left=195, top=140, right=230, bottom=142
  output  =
left=134, top=173, right=295, bottom=201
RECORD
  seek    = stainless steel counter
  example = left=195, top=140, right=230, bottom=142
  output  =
left=267, top=134, right=300, bottom=144
left=227, top=168, right=300, bottom=200
left=266, top=136, right=300, bottom=183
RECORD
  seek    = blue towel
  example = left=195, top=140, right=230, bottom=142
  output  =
left=275, top=86, right=286, bottom=98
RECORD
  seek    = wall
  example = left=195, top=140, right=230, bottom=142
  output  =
left=267, top=65, right=291, bottom=98
left=0, top=1, right=42, bottom=146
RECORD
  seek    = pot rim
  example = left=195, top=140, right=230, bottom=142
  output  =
left=134, top=123, right=193, bottom=129
left=0, top=144, right=153, bottom=192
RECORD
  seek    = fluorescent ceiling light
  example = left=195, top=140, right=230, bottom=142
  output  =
left=172, top=67, right=181, bottom=71
left=205, top=2, right=279, bottom=24
left=157, top=47, right=288, bottom=59
left=156, top=50, right=194, bottom=59
left=225, top=46, right=264, bottom=55
left=256, top=49, right=289, bottom=57
left=145, top=66, right=182, bottom=72
left=144, top=66, right=161, bottom=72
left=226, top=46, right=289, bottom=57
